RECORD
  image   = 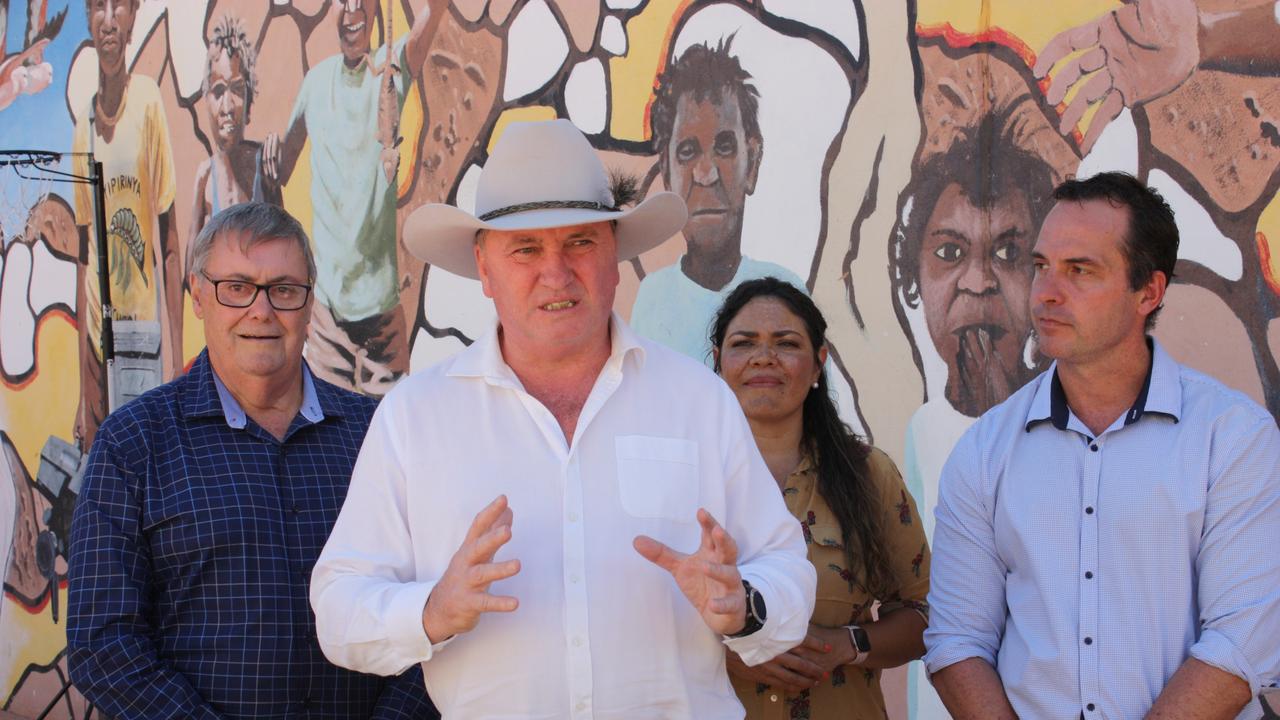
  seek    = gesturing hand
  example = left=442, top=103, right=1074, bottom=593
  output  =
left=633, top=508, right=747, bottom=636
left=421, top=495, right=521, bottom=643
left=1033, top=0, right=1199, bottom=154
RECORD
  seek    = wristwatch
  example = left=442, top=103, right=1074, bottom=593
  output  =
left=728, top=580, right=767, bottom=638
left=847, top=624, right=871, bottom=665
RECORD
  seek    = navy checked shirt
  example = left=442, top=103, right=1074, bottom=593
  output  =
left=68, top=350, right=438, bottom=720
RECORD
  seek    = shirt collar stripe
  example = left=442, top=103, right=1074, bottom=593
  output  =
left=1025, top=337, right=1179, bottom=433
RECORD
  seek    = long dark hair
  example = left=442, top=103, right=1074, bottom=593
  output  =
left=712, top=277, right=893, bottom=598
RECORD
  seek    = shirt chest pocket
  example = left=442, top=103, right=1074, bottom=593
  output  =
left=615, top=436, right=700, bottom=521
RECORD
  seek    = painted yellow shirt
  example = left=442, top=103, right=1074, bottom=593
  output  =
left=73, top=75, right=176, bottom=360
left=733, top=448, right=931, bottom=720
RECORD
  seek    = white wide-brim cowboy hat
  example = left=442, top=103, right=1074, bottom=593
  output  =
left=404, top=119, right=688, bottom=279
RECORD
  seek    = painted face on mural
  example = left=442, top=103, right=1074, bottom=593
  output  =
left=919, top=182, right=1037, bottom=416
left=206, top=49, right=249, bottom=151
left=192, top=232, right=314, bottom=388
left=337, top=0, right=374, bottom=67
left=1031, top=198, right=1159, bottom=370
left=474, top=221, right=621, bottom=363
left=664, top=91, right=761, bottom=260
left=87, top=0, right=139, bottom=79
left=716, top=297, right=825, bottom=427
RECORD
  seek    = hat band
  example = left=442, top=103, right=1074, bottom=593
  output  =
left=478, top=199, right=619, bottom=222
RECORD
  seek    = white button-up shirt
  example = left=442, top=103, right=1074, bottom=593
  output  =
left=924, top=340, right=1280, bottom=719
left=312, top=314, right=816, bottom=719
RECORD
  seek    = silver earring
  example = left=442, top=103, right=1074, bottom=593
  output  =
left=811, top=381, right=819, bottom=389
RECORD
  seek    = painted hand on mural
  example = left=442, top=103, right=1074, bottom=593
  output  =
left=953, top=325, right=1023, bottom=418
left=1034, top=0, right=1199, bottom=154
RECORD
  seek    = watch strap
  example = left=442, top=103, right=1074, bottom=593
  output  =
left=728, top=579, right=766, bottom=638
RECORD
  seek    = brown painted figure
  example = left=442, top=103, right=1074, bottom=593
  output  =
left=899, top=122, right=1056, bottom=417
left=189, top=15, right=282, bottom=248
left=633, top=35, right=806, bottom=362
left=72, top=0, right=182, bottom=449
left=264, top=0, right=445, bottom=396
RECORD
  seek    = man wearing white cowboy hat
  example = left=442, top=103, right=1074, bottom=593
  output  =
left=311, top=119, right=816, bottom=718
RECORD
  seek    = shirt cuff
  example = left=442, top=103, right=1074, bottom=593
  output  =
left=923, top=639, right=996, bottom=677
left=721, top=573, right=807, bottom=666
left=1189, top=628, right=1261, bottom=694
left=386, top=580, right=450, bottom=662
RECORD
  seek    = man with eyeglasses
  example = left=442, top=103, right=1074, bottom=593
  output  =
left=67, top=202, right=438, bottom=719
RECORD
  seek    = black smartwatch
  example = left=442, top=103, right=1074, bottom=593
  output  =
left=846, top=624, right=871, bottom=664
left=728, top=579, right=767, bottom=638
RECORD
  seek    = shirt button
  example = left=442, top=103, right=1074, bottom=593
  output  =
left=1085, top=506, right=1094, bottom=514
left=572, top=637, right=583, bottom=647
left=1085, top=571, right=1093, bottom=579
left=1090, top=444, right=1098, bottom=452
left=568, top=512, right=579, bottom=522
left=1084, top=637, right=1093, bottom=645
left=769, top=694, right=779, bottom=702
left=576, top=701, right=586, bottom=711
left=1087, top=703, right=1096, bottom=711
left=569, top=574, right=580, bottom=584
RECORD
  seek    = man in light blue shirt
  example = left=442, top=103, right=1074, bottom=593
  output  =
left=925, top=172, right=1280, bottom=719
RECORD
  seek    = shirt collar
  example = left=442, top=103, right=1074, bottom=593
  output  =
left=447, top=311, right=648, bottom=385
left=181, top=350, right=326, bottom=428
left=1025, top=337, right=1181, bottom=433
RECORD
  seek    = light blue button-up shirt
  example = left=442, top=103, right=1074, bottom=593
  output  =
left=924, top=340, right=1280, bottom=719
left=211, top=363, right=325, bottom=428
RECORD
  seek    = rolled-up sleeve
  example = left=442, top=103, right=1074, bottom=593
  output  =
left=719, top=400, right=817, bottom=666
left=923, top=426, right=1008, bottom=675
left=311, top=400, right=445, bottom=676
left=1188, top=414, right=1280, bottom=692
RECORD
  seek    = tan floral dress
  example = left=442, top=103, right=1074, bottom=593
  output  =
left=732, top=448, right=931, bottom=719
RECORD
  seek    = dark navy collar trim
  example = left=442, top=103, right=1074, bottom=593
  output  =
left=1026, top=338, right=1173, bottom=432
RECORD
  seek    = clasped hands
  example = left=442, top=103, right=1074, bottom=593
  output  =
left=421, top=496, right=749, bottom=642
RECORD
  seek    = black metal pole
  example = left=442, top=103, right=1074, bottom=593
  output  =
left=90, top=159, right=113, bottom=372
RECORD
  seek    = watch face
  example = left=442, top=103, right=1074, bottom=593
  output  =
left=749, top=587, right=766, bottom=622
left=851, top=626, right=871, bottom=652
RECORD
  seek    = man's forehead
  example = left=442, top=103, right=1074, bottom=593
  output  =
left=482, top=221, right=615, bottom=244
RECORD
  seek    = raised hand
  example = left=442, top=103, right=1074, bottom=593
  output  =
left=1033, top=0, right=1200, bottom=155
left=421, top=495, right=521, bottom=643
left=633, top=508, right=746, bottom=636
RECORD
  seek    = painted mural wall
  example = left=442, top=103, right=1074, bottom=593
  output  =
left=1, top=0, right=1277, bottom=717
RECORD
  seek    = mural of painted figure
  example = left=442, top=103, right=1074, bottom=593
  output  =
left=264, top=0, right=445, bottom=397
left=188, top=14, right=282, bottom=251
left=71, top=0, right=182, bottom=450
left=632, top=36, right=805, bottom=364
left=900, top=122, right=1054, bottom=420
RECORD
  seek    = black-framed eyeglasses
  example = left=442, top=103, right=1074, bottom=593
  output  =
left=201, top=272, right=312, bottom=311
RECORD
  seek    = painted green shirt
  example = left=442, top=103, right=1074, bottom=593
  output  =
left=290, top=39, right=410, bottom=321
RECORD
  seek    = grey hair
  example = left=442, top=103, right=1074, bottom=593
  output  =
left=188, top=202, right=316, bottom=282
